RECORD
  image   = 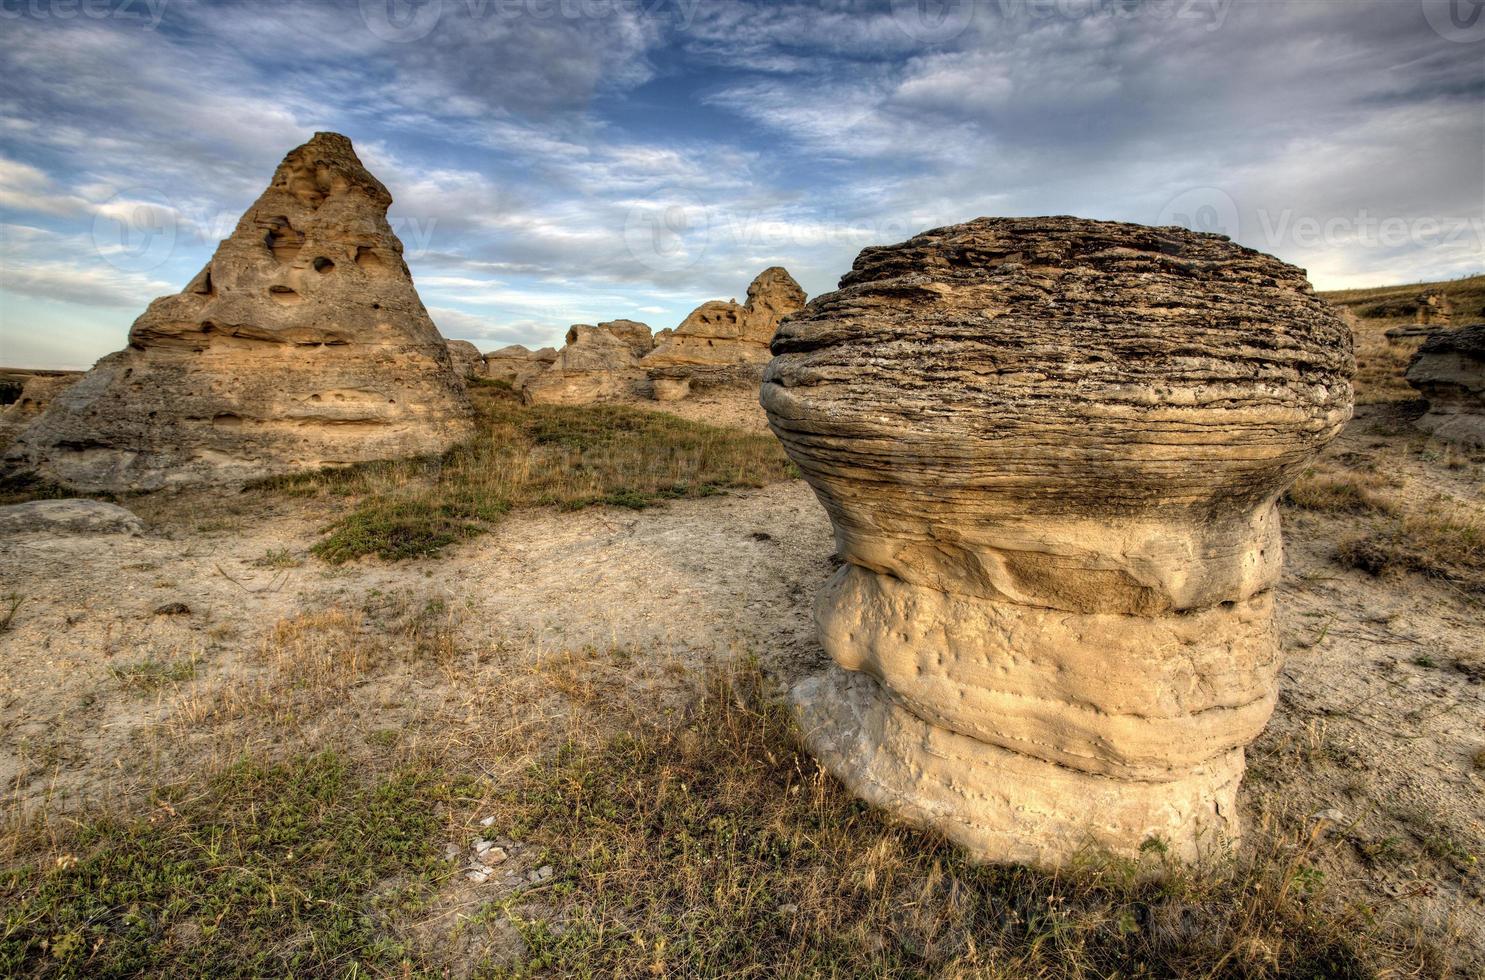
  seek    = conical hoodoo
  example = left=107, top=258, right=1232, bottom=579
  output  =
left=5, top=132, right=474, bottom=492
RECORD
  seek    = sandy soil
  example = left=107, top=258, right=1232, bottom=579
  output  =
left=1, top=393, right=1481, bottom=963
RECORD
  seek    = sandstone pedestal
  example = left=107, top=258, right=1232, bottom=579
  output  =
left=762, top=217, right=1354, bottom=865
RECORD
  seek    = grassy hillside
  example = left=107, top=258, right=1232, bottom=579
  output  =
left=1320, top=273, right=1485, bottom=405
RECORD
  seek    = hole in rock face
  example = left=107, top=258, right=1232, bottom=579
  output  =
left=313, top=256, right=335, bottom=273
left=264, top=217, right=303, bottom=263
left=212, top=413, right=244, bottom=428
left=355, top=246, right=388, bottom=276
left=186, top=265, right=214, bottom=296
left=269, top=285, right=303, bottom=305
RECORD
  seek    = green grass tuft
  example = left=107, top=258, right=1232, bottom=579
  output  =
left=0, top=753, right=471, bottom=976
left=258, top=385, right=795, bottom=563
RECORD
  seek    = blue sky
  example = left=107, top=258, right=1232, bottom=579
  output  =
left=1, top=0, right=1481, bottom=369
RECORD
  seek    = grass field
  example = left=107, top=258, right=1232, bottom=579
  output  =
left=1320, top=273, right=1485, bottom=405
left=2, top=657, right=1430, bottom=977
left=255, top=381, right=797, bottom=563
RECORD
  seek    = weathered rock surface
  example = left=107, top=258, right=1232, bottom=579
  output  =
left=643, top=267, right=805, bottom=395
left=4, top=133, right=473, bottom=492
left=523, top=324, right=645, bottom=405
left=582, top=319, right=653, bottom=358
left=0, top=499, right=144, bottom=536
left=0, top=374, right=80, bottom=448
left=446, top=340, right=484, bottom=379
left=1407, top=323, right=1485, bottom=447
left=762, top=216, right=1354, bottom=865
left=483, top=345, right=557, bottom=387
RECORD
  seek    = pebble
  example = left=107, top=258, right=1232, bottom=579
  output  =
left=529, top=864, right=554, bottom=883
left=480, top=816, right=496, bottom=827
left=465, top=867, right=491, bottom=884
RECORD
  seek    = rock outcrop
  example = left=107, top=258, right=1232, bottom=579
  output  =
left=0, top=499, right=144, bottom=536
left=642, top=267, right=805, bottom=395
left=4, top=133, right=474, bottom=492
left=523, top=323, right=646, bottom=405
left=446, top=340, right=484, bottom=379
left=584, top=319, right=653, bottom=358
left=1406, top=324, right=1485, bottom=447
left=0, top=374, right=80, bottom=448
left=483, top=345, right=557, bottom=388
left=762, top=216, right=1354, bottom=866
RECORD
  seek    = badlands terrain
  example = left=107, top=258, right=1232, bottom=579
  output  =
left=0, top=272, right=1481, bottom=976
left=0, top=137, right=1481, bottom=976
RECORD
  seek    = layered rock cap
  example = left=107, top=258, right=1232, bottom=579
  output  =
left=762, top=216, right=1354, bottom=865
left=5, top=132, right=473, bottom=492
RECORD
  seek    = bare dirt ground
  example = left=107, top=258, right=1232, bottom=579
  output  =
left=2, top=387, right=1482, bottom=970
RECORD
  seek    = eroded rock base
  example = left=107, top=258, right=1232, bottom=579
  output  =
left=792, top=666, right=1241, bottom=866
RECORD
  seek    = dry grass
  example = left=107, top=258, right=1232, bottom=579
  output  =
left=2, top=652, right=1445, bottom=978
left=1283, top=467, right=1400, bottom=515
left=255, top=381, right=797, bottom=563
left=1336, top=494, right=1485, bottom=595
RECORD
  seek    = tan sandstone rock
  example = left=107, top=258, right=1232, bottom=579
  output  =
left=523, top=324, right=645, bottom=405
left=1406, top=323, right=1485, bottom=447
left=483, top=345, right=556, bottom=387
left=446, top=340, right=484, bottom=379
left=4, top=133, right=473, bottom=492
left=762, top=216, right=1354, bottom=866
left=642, top=267, right=805, bottom=396
left=0, top=374, right=80, bottom=449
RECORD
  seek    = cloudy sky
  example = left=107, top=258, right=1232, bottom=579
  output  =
left=0, top=0, right=1481, bottom=369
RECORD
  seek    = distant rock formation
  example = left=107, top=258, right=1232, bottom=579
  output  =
left=523, top=321, right=652, bottom=405
left=446, top=340, right=484, bottom=379
left=1416, top=290, right=1452, bottom=326
left=0, top=374, right=80, bottom=449
left=763, top=217, right=1354, bottom=866
left=482, top=345, right=557, bottom=388
left=642, top=267, right=805, bottom=396
left=5, top=133, right=473, bottom=492
left=1407, top=323, right=1484, bottom=447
